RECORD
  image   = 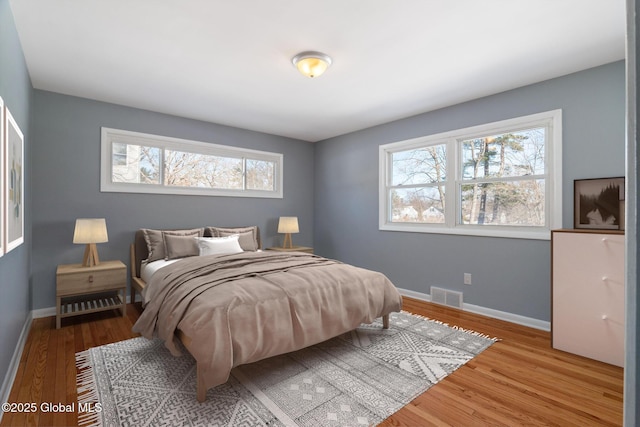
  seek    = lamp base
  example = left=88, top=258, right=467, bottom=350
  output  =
left=82, top=243, right=101, bottom=267
left=282, top=233, right=293, bottom=249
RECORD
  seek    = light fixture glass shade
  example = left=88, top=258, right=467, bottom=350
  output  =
left=292, top=51, right=332, bottom=78
left=278, top=216, right=299, bottom=234
left=73, top=218, right=109, bottom=243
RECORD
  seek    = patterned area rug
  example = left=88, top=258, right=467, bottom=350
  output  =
left=76, top=311, right=496, bottom=426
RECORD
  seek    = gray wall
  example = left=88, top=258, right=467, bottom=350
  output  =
left=1, top=1, right=637, bottom=420
left=314, top=61, right=626, bottom=322
left=0, top=0, right=32, bottom=396
left=30, top=91, right=314, bottom=310
left=624, top=0, right=639, bottom=424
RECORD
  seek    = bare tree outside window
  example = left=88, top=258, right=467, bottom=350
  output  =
left=112, top=143, right=161, bottom=184
left=381, top=110, right=560, bottom=239
left=102, top=128, right=283, bottom=198
left=459, top=128, right=546, bottom=227
left=390, top=144, right=446, bottom=223
left=164, top=150, right=243, bottom=189
left=246, top=159, right=276, bottom=191
left=111, top=146, right=275, bottom=192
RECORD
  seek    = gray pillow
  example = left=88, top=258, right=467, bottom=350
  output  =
left=164, top=234, right=200, bottom=259
left=142, top=228, right=204, bottom=262
left=207, top=226, right=259, bottom=251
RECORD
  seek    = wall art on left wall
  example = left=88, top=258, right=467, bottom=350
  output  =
left=4, top=105, right=24, bottom=252
left=0, top=96, right=4, bottom=258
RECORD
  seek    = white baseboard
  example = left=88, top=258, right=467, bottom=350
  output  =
left=33, top=290, right=550, bottom=330
left=397, top=287, right=550, bottom=331
left=32, top=290, right=550, bottom=330
left=0, top=312, right=33, bottom=422
left=31, top=306, right=56, bottom=319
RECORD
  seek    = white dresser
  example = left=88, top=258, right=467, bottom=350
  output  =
left=551, top=229, right=625, bottom=367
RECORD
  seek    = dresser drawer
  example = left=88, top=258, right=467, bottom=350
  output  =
left=56, top=261, right=126, bottom=296
left=552, top=230, right=624, bottom=366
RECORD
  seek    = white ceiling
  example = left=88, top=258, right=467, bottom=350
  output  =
left=9, top=0, right=626, bottom=142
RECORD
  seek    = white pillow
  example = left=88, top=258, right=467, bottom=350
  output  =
left=195, top=235, right=243, bottom=256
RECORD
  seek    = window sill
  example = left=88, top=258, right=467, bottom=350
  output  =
left=379, top=222, right=551, bottom=240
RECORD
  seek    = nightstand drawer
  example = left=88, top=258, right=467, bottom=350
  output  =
left=56, top=260, right=127, bottom=329
left=56, top=261, right=126, bottom=296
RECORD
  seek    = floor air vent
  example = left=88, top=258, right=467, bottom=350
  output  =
left=430, top=286, right=463, bottom=309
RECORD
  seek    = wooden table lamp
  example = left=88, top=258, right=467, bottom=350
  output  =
left=73, top=218, right=109, bottom=267
left=278, top=216, right=299, bottom=249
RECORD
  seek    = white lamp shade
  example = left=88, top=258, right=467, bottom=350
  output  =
left=278, top=217, right=299, bottom=234
left=73, top=218, right=109, bottom=244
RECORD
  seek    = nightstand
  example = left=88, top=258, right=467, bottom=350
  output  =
left=56, top=260, right=127, bottom=329
left=266, top=246, right=314, bottom=254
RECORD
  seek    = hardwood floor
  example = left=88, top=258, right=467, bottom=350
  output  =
left=1, top=298, right=623, bottom=426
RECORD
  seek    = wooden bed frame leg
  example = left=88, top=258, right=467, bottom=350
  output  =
left=382, top=314, right=390, bottom=329
left=131, top=287, right=137, bottom=309
left=196, top=364, right=207, bottom=403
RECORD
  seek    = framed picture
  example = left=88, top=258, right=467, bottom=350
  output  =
left=0, top=96, right=4, bottom=258
left=5, top=106, right=24, bottom=252
left=574, top=177, right=625, bottom=230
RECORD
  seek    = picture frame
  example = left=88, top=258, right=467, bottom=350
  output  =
left=0, top=96, right=4, bottom=258
left=574, top=177, right=625, bottom=230
left=5, top=106, right=24, bottom=252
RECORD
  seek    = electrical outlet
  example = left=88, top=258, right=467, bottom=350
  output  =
left=464, top=273, right=472, bottom=285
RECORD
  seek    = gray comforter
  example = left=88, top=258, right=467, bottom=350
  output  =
left=132, top=251, right=403, bottom=391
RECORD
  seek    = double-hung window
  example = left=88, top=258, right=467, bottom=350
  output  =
left=101, top=128, right=283, bottom=198
left=379, top=110, right=562, bottom=239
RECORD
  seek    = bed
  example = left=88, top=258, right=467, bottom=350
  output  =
left=130, top=226, right=403, bottom=402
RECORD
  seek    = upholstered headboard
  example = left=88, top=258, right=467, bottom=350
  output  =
left=133, top=229, right=150, bottom=278
left=132, top=227, right=261, bottom=278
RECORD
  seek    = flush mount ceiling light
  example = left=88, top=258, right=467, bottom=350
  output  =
left=292, top=51, right=332, bottom=78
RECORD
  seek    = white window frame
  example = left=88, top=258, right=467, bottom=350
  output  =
left=101, top=127, right=283, bottom=198
left=379, top=110, right=562, bottom=240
